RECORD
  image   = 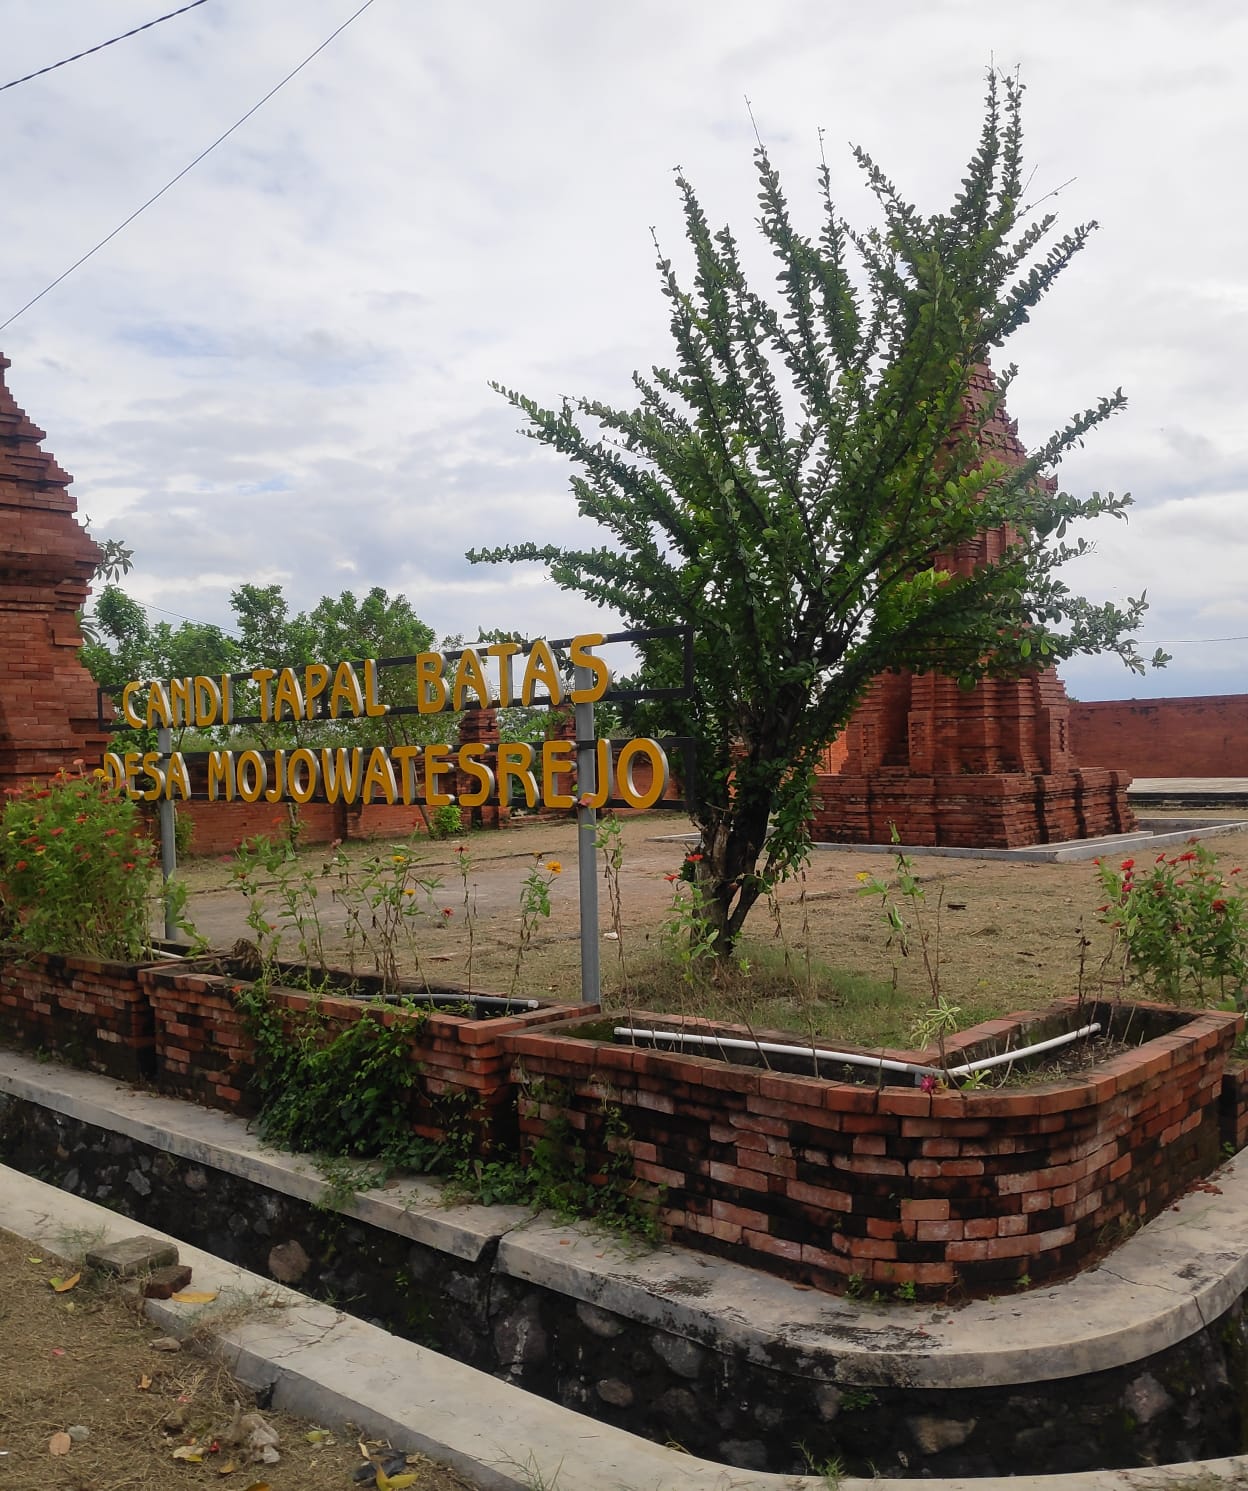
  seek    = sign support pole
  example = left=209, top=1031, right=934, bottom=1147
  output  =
left=573, top=665, right=600, bottom=1007
left=156, top=725, right=178, bottom=944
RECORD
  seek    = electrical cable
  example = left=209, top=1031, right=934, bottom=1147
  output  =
left=1141, top=635, right=1247, bottom=646
left=0, top=0, right=378, bottom=333
left=0, top=1, right=210, bottom=93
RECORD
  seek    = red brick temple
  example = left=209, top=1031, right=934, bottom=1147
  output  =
left=812, top=367, right=1135, bottom=848
left=0, top=353, right=109, bottom=790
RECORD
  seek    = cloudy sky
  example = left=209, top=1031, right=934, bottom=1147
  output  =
left=3, top=0, right=1245, bottom=700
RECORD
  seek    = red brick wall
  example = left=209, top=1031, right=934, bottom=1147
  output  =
left=172, top=800, right=438, bottom=856
left=0, top=951, right=158, bottom=1081
left=504, top=1000, right=1240, bottom=1297
left=1069, top=695, right=1248, bottom=778
left=140, top=963, right=589, bottom=1155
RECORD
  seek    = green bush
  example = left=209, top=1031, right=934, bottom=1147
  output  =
left=429, top=803, right=462, bottom=840
left=0, top=766, right=159, bottom=961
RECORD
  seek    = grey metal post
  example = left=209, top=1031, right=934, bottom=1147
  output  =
left=156, top=725, right=178, bottom=944
left=573, top=665, right=600, bottom=1007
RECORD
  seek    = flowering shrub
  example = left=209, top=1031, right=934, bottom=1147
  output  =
left=0, top=765, right=159, bottom=961
left=1094, top=842, right=1248, bottom=1005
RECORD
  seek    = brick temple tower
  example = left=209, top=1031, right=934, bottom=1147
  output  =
left=812, top=366, right=1135, bottom=848
left=0, top=353, right=110, bottom=789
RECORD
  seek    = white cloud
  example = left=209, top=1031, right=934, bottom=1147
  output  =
left=2, top=0, right=1246, bottom=692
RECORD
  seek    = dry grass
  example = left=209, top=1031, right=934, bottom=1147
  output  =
left=174, top=811, right=1248, bottom=1047
left=0, top=1228, right=477, bottom=1491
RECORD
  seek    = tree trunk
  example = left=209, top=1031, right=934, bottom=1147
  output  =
left=695, top=783, right=774, bottom=958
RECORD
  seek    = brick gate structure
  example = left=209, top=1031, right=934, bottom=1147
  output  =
left=812, top=367, right=1135, bottom=848
left=0, top=353, right=109, bottom=790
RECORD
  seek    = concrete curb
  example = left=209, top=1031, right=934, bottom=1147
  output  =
left=5, top=1049, right=1248, bottom=1389
left=5, top=1164, right=1248, bottom=1491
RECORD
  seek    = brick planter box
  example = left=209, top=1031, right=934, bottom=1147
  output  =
left=0, top=947, right=168, bottom=1081
left=140, top=958, right=591, bottom=1155
left=502, top=997, right=1242, bottom=1298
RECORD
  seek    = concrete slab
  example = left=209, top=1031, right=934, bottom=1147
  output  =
left=4, top=1163, right=1247, bottom=1491
left=805, top=817, right=1244, bottom=862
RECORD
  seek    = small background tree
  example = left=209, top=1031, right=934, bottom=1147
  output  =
left=470, top=75, right=1164, bottom=955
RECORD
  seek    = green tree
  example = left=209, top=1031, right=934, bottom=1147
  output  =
left=470, top=76, right=1164, bottom=955
left=80, top=586, right=238, bottom=750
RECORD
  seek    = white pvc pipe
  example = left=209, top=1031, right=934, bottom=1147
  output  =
left=943, top=1022, right=1101, bottom=1078
left=612, top=1021, right=1103, bottom=1083
left=613, top=1028, right=936, bottom=1079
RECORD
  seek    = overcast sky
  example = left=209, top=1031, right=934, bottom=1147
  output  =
left=3, top=0, right=1245, bottom=701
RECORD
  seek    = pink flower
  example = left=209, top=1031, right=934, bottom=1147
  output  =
left=920, top=1074, right=938, bottom=1094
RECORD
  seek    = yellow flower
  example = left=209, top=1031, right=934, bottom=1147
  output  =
left=393, top=854, right=407, bottom=865
left=545, top=860, right=563, bottom=875
left=855, top=871, right=871, bottom=882
left=403, top=886, right=416, bottom=896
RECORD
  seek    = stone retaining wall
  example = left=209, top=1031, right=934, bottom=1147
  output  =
left=2, top=1091, right=1246, bottom=1481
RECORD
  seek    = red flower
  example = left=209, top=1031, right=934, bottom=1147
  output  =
left=685, top=853, right=703, bottom=863
left=103, top=828, right=119, bottom=838
left=1213, top=900, right=1227, bottom=913
left=13, top=859, right=27, bottom=872
left=664, top=872, right=680, bottom=883
left=1120, top=858, right=1135, bottom=871
left=441, top=907, right=454, bottom=918
left=1178, top=851, right=1197, bottom=863
left=49, top=827, right=65, bottom=837
left=122, top=861, right=137, bottom=871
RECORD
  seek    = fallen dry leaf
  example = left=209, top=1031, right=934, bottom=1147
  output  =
left=171, top=1444, right=204, bottom=1463
left=137, top=1373, right=153, bottom=1391
left=171, top=1289, right=218, bottom=1304
left=241, top=1482, right=271, bottom=1491
left=48, top=1432, right=72, bottom=1456
left=217, top=1459, right=237, bottom=1476
left=49, top=1272, right=80, bottom=1293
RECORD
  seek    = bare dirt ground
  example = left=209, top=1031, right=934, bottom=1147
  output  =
left=174, top=810, right=1248, bottom=1049
left=0, top=1228, right=477, bottom=1491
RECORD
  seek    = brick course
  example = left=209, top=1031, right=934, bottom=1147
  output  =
left=502, top=997, right=1241, bottom=1297
left=0, top=949, right=162, bottom=1081
left=139, top=961, right=587, bottom=1154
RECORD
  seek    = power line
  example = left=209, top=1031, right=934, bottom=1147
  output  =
left=0, top=0, right=378, bottom=333
left=1141, top=634, right=1247, bottom=646
left=0, top=1, right=210, bottom=93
